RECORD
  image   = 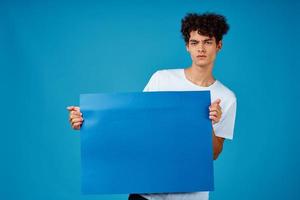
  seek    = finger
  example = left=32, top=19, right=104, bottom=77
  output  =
left=210, top=113, right=221, bottom=122
left=212, top=98, right=221, bottom=105
left=70, top=111, right=82, bottom=116
left=210, top=103, right=222, bottom=111
left=210, top=100, right=221, bottom=110
left=210, top=116, right=220, bottom=124
left=69, top=114, right=79, bottom=122
left=209, top=106, right=218, bottom=111
left=73, top=106, right=80, bottom=111
left=216, top=104, right=222, bottom=112
left=69, top=115, right=81, bottom=123
left=69, top=113, right=83, bottom=122
left=209, top=106, right=221, bottom=114
left=71, top=117, right=83, bottom=124
left=209, top=115, right=217, bottom=121
left=73, top=122, right=82, bottom=128
left=67, top=106, right=80, bottom=111
left=209, top=103, right=218, bottom=110
left=67, top=106, right=76, bottom=111
left=210, top=111, right=218, bottom=116
left=72, top=123, right=81, bottom=130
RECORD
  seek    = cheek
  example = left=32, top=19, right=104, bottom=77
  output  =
left=210, top=52, right=216, bottom=59
left=191, top=52, right=198, bottom=59
left=208, top=49, right=217, bottom=58
left=190, top=48, right=198, bottom=56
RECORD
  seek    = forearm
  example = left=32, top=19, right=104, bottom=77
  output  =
left=212, top=130, right=225, bottom=160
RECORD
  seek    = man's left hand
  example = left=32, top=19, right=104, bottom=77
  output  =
left=209, top=99, right=222, bottom=124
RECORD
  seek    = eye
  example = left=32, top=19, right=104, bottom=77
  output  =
left=205, top=41, right=213, bottom=45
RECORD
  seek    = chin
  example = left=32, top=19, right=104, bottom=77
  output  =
left=195, top=62, right=209, bottom=68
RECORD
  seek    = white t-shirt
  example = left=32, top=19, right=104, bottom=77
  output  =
left=141, top=68, right=237, bottom=200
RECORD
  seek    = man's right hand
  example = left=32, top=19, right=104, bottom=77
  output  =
left=67, top=106, right=83, bottom=130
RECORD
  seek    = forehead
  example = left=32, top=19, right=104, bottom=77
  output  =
left=189, top=30, right=214, bottom=41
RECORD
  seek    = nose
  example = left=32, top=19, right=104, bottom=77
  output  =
left=197, top=44, right=205, bottom=52
left=198, top=45, right=205, bottom=52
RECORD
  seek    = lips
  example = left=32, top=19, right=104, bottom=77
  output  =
left=197, top=55, right=206, bottom=58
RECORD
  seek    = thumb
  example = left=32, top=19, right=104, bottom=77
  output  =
left=66, top=106, right=79, bottom=111
left=212, top=98, right=221, bottom=105
left=66, top=106, right=74, bottom=111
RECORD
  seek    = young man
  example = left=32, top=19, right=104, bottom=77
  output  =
left=68, top=12, right=236, bottom=200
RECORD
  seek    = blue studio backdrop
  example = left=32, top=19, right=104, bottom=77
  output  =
left=0, top=0, right=299, bottom=200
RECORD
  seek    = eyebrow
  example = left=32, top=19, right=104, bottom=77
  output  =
left=189, top=38, right=213, bottom=43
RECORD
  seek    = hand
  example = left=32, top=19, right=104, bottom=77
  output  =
left=209, top=99, right=222, bottom=124
left=67, top=106, right=83, bottom=130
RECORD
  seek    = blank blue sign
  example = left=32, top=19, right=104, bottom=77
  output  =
left=80, top=91, right=214, bottom=194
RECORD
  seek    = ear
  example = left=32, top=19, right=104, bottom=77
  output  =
left=186, top=44, right=190, bottom=52
left=217, top=40, right=223, bottom=52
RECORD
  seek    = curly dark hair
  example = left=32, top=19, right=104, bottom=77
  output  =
left=181, top=12, right=229, bottom=45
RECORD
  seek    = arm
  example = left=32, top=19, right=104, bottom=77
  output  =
left=210, top=99, right=225, bottom=160
left=213, top=130, right=224, bottom=160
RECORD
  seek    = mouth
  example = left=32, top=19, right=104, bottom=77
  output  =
left=197, top=55, right=207, bottom=58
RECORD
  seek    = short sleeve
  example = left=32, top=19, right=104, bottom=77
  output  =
left=213, top=98, right=237, bottom=140
left=143, top=71, right=160, bottom=92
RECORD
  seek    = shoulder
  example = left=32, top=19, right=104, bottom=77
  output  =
left=214, top=80, right=237, bottom=108
left=153, top=68, right=182, bottom=76
left=151, top=68, right=183, bottom=79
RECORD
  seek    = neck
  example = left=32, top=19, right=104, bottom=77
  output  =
left=184, top=63, right=215, bottom=87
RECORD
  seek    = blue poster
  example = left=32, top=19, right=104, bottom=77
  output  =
left=80, top=91, right=213, bottom=194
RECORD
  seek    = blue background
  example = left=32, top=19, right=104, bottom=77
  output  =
left=0, top=0, right=299, bottom=199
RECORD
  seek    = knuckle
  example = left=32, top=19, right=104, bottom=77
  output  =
left=71, top=118, right=77, bottom=124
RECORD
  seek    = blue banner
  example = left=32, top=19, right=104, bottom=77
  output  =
left=80, top=91, right=213, bottom=194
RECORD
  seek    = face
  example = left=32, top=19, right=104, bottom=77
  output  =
left=186, top=31, right=222, bottom=68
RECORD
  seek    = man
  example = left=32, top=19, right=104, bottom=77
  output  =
left=68, top=12, right=236, bottom=200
